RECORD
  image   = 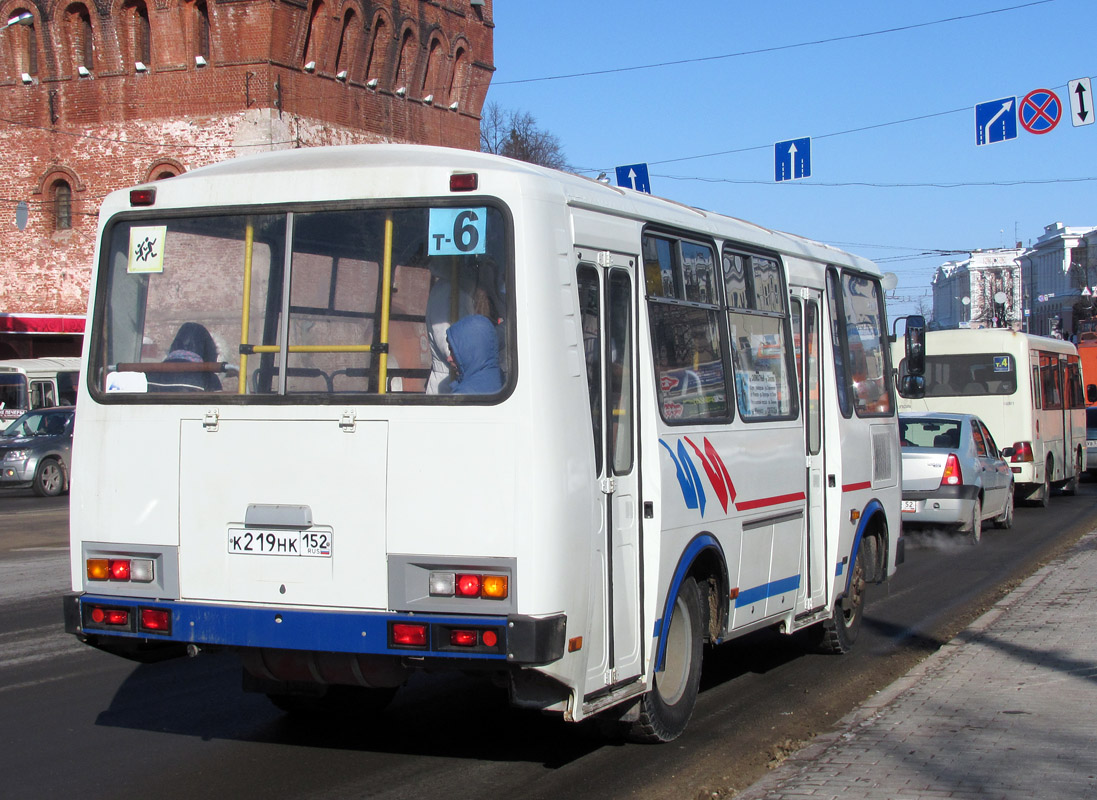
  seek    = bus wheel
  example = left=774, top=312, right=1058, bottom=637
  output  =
left=630, top=577, right=703, bottom=743
left=267, top=684, right=397, bottom=718
left=32, top=458, right=65, bottom=497
left=1033, top=459, right=1052, bottom=508
left=819, top=545, right=866, bottom=654
left=993, top=484, right=1014, bottom=529
left=1062, top=452, right=1082, bottom=496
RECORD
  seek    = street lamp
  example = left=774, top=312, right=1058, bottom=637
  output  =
left=1, top=12, right=33, bottom=30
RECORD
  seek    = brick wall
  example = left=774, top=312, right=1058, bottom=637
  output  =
left=0, top=0, right=494, bottom=328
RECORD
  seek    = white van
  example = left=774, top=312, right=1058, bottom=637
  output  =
left=0, top=357, right=81, bottom=432
left=894, top=329, right=1085, bottom=505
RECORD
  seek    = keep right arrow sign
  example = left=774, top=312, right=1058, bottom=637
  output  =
left=1069, top=78, right=1093, bottom=127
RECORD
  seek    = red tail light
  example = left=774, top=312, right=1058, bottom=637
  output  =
left=391, top=623, right=427, bottom=646
left=110, top=560, right=131, bottom=580
left=456, top=574, right=482, bottom=597
left=1010, top=442, right=1034, bottom=463
left=450, top=630, right=478, bottom=647
left=140, top=608, right=171, bottom=632
left=941, top=453, right=963, bottom=486
left=90, top=607, right=129, bottom=626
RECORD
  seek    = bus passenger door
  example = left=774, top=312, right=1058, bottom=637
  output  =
left=577, top=254, right=643, bottom=693
left=795, top=290, right=828, bottom=611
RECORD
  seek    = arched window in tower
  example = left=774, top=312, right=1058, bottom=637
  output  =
left=64, top=4, right=94, bottom=75
left=447, top=45, right=469, bottom=109
left=363, top=15, right=387, bottom=86
left=122, top=0, right=151, bottom=67
left=421, top=36, right=444, bottom=101
left=53, top=180, right=72, bottom=231
left=334, top=9, right=356, bottom=78
left=394, top=27, right=416, bottom=94
left=195, top=0, right=211, bottom=62
left=302, top=0, right=326, bottom=71
left=4, top=8, right=37, bottom=77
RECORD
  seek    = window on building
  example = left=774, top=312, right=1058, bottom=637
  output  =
left=334, top=9, right=356, bottom=76
left=302, top=0, right=325, bottom=69
left=6, top=8, right=37, bottom=76
left=394, top=27, right=416, bottom=92
left=364, top=16, right=387, bottom=85
left=195, top=0, right=210, bottom=61
left=53, top=180, right=72, bottom=231
left=121, top=0, right=151, bottom=66
left=448, top=45, right=469, bottom=108
left=421, top=36, right=444, bottom=99
left=65, top=4, right=94, bottom=73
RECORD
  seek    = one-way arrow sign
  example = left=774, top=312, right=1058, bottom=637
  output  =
left=1069, top=78, right=1094, bottom=127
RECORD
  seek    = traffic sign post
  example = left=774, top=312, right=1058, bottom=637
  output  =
left=975, top=97, right=1017, bottom=145
left=1069, top=78, right=1093, bottom=127
left=1019, top=88, right=1062, bottom=135
left=774, top=137, right=810, bottom=182
left=615, top=163, right=651, bottom=194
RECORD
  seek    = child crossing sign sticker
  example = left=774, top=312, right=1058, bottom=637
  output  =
left=127, top=226, right=167, bottom=273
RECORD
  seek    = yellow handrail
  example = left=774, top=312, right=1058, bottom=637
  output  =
left=247, top=344, right=376, bottom=354
left=238, top=220, right=254, bottom=395
left=378, top=215, right=393, bottom=394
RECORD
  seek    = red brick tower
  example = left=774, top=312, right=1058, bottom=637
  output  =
left=0, top=0, right=494, bottom=357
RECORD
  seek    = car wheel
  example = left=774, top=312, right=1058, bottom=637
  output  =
left=819, top=544, right=867, bottom=654
left=32, top=458, right=65, bottom=497
left=629, top=577, right=703, bottom=743
left=993, top=483, right=1014, bottom=530
left=966, top=497, right=983, bottom=544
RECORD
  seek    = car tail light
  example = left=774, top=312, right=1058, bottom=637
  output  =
left=1009, top=442, right=1034, bottom=463
left=941, top=453, right=963, bottom=486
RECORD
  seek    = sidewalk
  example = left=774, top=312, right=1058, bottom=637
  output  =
left=737, top=530, right=1097, bottom=800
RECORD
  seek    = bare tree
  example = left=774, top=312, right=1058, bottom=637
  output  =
left=480, top=102, right=568, bottom=171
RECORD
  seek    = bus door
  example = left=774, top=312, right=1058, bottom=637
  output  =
left=793, top=290, right=828, bottom=611
left=577, top=252, right=643, bottom=692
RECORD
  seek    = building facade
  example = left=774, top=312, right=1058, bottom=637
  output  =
left=0, top=0, right=494, bottom=358
left=1019, top=222, right=1096, bottom=338
left=931, top=248, right=1023, bottom=330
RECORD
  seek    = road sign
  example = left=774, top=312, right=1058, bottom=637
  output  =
left=1019, top=88, right=1062, bottom=134
left=774, top=137, right=810, bottom=182
left=615, top=163, right=651, bottom=193
left=975, top=97, right=1016, bottom=145
left=1069, top=78, right=1093, bottom=127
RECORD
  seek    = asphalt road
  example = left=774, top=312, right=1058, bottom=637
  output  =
left=1, top=484, right=1093, bottom=800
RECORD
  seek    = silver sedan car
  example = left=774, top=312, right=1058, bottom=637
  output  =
left=0, top=406, right=74, bottom=496
left=899, top=412, right=1014, bottom=543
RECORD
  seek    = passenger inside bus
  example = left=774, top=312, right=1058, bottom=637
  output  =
left=446, top=314, right=503, bottom=395
left=426, top=258, right=505, bottom=394
left=146, top=322, right=223, bottom=392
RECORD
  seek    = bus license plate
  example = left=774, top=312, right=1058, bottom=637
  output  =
left=227, top=529, right=332, bottom=557
left=901, top=500, right=917, bottom=513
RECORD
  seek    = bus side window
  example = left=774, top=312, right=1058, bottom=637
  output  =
left=30, top=380, right=56, bottom=409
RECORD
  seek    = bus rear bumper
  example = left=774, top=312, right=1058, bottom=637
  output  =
left=63, top=592, right=566, bottom=667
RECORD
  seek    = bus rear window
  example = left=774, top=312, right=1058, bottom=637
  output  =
left=902, top=353, right=1017, bottom=397
left=91, top=205, right=510, bottom=401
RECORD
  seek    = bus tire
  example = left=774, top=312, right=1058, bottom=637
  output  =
left=819, top=544, right=866, bottom=654
left=32, top=458, right=66, bottom=497
left=1033, top=459, right=1052, bottom=508
left=1062, top=451, right=1082, bottom=496
left=630, top=577, right=703, bottom=743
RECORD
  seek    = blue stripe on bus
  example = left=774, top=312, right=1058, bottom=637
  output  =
left=76, top=595, right=510, bottom=661
left=734, top=575, right=801, bottom=607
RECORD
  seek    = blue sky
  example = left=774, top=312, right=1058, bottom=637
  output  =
left=486, top=0, right=1095, bottom=322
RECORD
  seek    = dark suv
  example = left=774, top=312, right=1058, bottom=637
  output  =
left=0, top=406, right=75, bottom=496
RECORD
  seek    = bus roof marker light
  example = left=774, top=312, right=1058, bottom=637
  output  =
left=450, top=173, right=478, bottom=192
left=130, top=187, right=156, bottom=206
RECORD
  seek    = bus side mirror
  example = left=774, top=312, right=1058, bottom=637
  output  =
left=904, top=315, right=925, bottom=377
left=1088, top=384, right=1097, bottom=404
left=900, top=374, right=925, bottom=399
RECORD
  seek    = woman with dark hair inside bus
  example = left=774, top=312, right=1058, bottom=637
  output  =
left=146, top=322, right=223, bottom=392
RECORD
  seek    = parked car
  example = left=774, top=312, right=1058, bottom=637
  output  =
left=1087, top=407, right=1097, bottom=478
left=0, top=406, right=75, bottom=496
left=899, top=412, right=1014, bottom=542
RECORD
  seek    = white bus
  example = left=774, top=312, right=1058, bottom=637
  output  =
left=0, top=357, right=80, bottom=431
left=64, top=145, right=920, bottom=742
left=894, top=328, right=1085, bottom=505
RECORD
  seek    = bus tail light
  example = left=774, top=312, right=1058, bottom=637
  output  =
left=90, top=607, right=129, bottom=626
left=391, top=623, right=427, bottom=647
left=1009, top=442, right=1035, bottom=463
left=941, top=453, right=963, bottom=486
left=449, top=173, right=478, bottom=192
left=86, top=557, right=155, bottom=583
left=450, top=629, right=478, bottom=647
left=140, top=607, right=171, bottom=633
left=429, top=570, right=508, bottom=600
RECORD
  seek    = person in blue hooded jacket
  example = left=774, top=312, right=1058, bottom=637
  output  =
left=446, top=314, right=503, bottom=395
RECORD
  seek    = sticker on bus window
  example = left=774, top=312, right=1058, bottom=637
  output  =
left=127, top=226, right=167, bottom=274
left=993, top=355, right=1011, bottom=372
left=428, top=208, right=487, bottom=256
